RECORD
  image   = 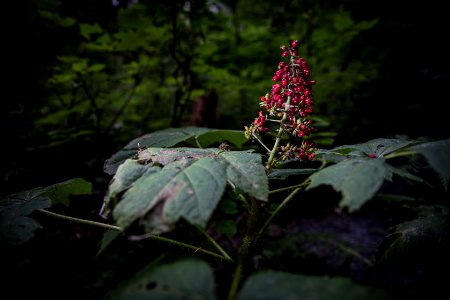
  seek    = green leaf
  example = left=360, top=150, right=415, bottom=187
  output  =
left=195, top=129, right=247, bottom=148
left=103, top=127, right=249, bottom=175
left=104, top=259, right=217, bottom=300
left=219, top=199, right=239, bottom=215
left=72, top=60, right=88, bottom=72
left=216, top=219, right=237, bottom=236
left=112, top=155, right=228, bottom=233
left=310, top=116, right=331, bottom=127
left=96, top=229, right=121, bottom=257
left=0, top=178, right=91, bottom=247
left=386, top=165, right=427, bottom=185
left=104, top=127, right=210, bottom=175
left=307, top=159, right=390, bottom=211
left=409, top=138, right=450, bottom=181
left=101, top=159, right=159, bottom=218
left=87, top=63, right=106, bottom=72
left=268, top=168, right=317, bottom=180
left=42, top=178, right=92, bottom=206
left=137, top=147, right=217, bottom=166
left=104, top=149, right=137, bottom=176
left=38, top=10, right=76, bottom=27
left=80, top=23, right=103, bottom=39
left=380, top=205, right=449, bottom=263
left=104, top=148, right=267, bottom=233
left=316, top=138, right=417, bottom=163
left=221, top=151, right=268, bottom=201
left=0, top=189, right=50, bottom=247
left=237, top=271, right=394, bottom=300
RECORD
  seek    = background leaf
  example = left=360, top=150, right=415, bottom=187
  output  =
left=409, top=138, right=450, bottom=182
left=0, top=178, right=91, bottom=247
left=379, top=205, right=450, bottom=263
left=42, top=178, right=92, bottom=206
left=104, top=259, right=217, bottom=300
left=0, top=192, right=50, bottom=247
left=194, top=129, right=247, bottom=148
left=316, top=138, right=417, bottom=163
left=307, top=159, right=390, bottom=211
left=237, top=271, right=393, bottom=300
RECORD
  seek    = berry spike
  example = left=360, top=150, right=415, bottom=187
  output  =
left=245, top=39, right=316, bottom=168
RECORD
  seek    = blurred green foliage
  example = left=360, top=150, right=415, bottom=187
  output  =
left=3, top=0, right=449, bottom=194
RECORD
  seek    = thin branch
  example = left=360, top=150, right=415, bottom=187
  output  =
left=105, top=76, right=142, bottom=134
left=37, top=209, right=232, bottom=262
left=196, top=225, right=233, bottom=262
left=254, top=186, right=302, bottom=244
left=80, top=77, right=102, bottom=131
left=269, top=181, right=309, bottom=195
left=266, top=96, right=291, bottom=170
left=252, top=133, right=271, bottom=153
left=133, top=232, right=233, bottom=262
left=38, top=209, right=122, bottom=231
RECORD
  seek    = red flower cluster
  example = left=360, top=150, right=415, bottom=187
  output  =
left=245, top=40, right=316, bottom=161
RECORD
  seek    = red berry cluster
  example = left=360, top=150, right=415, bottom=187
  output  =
left=245, top=40, right=316, bottom=162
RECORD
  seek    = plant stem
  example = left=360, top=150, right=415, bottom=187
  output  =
left=252, top=133, right=271, bottom=153
left=134, top=233, right=233, bottom=262
left=196, top=225, right=233, bottom=262
left=38, top=209, right=122, bottom=231
left=266, top=96, right=291, bottom=170
left=254, top=186, right=302, bottom=244
left=269, top=181, right=309, bottom=195
left=227, top=198, right=259, bottom=300
left=37, top=209, right=232, bottom=262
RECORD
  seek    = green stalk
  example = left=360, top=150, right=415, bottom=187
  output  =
left=254, top=186, right=302, bottom=244
left=266, top=96, right=291, bottom=170
left=196, top=225, right=233, bottom=262
left=269, top=180, right=309, bottom=195
left=252, top=132, right=271, bottom=153
left=37, top=209, right=232, bottom=262
left=227, top=198, right=259, bottom=300
left=38, top=209, right=122, bottom=231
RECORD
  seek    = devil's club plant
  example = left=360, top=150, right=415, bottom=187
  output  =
left=2, top=39, right=449, bottom=300
left=245, top=40, right=316, bottom=170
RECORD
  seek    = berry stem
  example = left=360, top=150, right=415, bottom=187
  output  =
left=266, top=96, right=291, bottom=170
left=252, top=132, right=271, bottom=153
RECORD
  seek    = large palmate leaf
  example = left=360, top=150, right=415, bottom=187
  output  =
left=307, top=158, right=391, bottom=211
left=220, top=151, right=268, bottom=200
left=0, top=190, right=50, bottom=247
left=104, top=259, right=217, bottom=300
left=42, top=178, right=92, bottom=206
left=0, top=178, right=92, bottom=247
left=104, top=127, right=247, bottom=175
left=316, top=138, right=417, bottom=163
left=379, top=205, right=449, bottom=263
left=409, top=138, right=450, bottom=182
left=103, top=148, right=267, bottom=234
left=237, top=271, right=393, bottom=300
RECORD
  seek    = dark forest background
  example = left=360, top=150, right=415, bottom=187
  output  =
left=3, top=0, right=449, bottom=195
left=1, top=1, right=450, bottom=299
